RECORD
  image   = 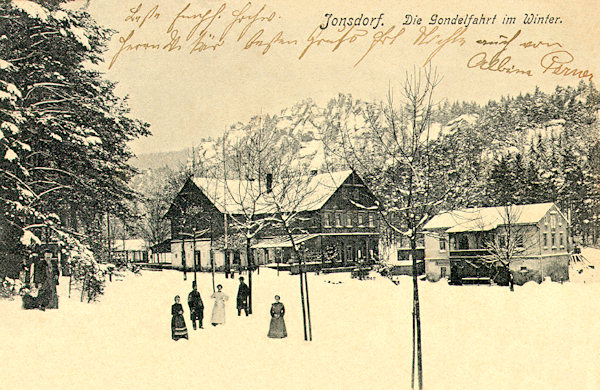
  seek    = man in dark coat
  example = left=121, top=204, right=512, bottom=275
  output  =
left=187, top=281, right=204, bottom=329
left=32, top=253, right=45, bottom=288
left=50, top=255, right=59, bottom=286
left=236, top=276, right=250, bottom=316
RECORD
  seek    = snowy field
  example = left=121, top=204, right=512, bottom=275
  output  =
left=2, top=249, right=600, bottom=390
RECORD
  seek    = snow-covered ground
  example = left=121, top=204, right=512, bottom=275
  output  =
left=2, top=249, right=600, bottom=390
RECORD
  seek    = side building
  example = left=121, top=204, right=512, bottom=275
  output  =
left=423, top=202, right=570, bottom=284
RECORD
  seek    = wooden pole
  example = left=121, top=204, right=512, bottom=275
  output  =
left=210, top=220, right=215, bottom=292
left=298, top=258, right=308, bottom=341
left=303, top=271, right=312, bottom=341
left=411, top=306, right=416, bottom=389
left=107, top=212, right=111, bottom=263
left=247, top=239, right=253, bottom=315
left=182, top=239, right=186, bottom=281
left=193, top=229, right=197, bottom=283
left=211, top=250, right=215, bottom=293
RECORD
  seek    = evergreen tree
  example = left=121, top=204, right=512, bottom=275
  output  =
left=0, top=1, right=148, bottom=279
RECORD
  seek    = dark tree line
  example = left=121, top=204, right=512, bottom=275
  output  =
left=1, top=1, right=149, bottom=282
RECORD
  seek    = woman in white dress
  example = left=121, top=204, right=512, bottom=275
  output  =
left=210, top=284, right=229, bottom=326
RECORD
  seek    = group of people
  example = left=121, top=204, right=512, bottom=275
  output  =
left=170, top=276, right=287, bottom=340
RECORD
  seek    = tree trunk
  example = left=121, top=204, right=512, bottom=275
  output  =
left=411, top=235, right=423, bottom=390
left=80, top=273, right=86, bottom=303
left=298, top=259, right=308, bottom=341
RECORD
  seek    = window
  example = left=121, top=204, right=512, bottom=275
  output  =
left=520, top=266, right=528, bottom=271
left=543, top=233, right=548, bottom=247
left=368, top=212, right=376, bottom=227
left=323, top=213, right=331, bottom=227
left=440, top=267, right=447, bottom=278
left=335, top=213, right=343, bottom=227
left=358, top=213, right=365, bottom=227
left=551, top=233, right=556, bottom=248
left=439, top=237, right=447, bottom=251
left=551, top=214, right=557, bottom=229
left=559, top=232, right=564, bottom=247
left=346, top=212, right=353, bottom=227
left=498, top=235, right=506, bottom=248
left=515, top=233, right=524, bottom=248
left=459, top=235, right=469, bottom=250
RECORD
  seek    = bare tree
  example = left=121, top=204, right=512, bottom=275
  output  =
left=263, top=161, right=319, bottom=342
left=221, top=115, right=283, bottom=314
left=481, top=205, right=533, bottom=291
left=321, top=66, right=447, bottom=389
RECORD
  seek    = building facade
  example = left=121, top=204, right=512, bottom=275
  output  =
left=111, top=239, right=149, bottom=263
left=423, top=203, right=570, bottom=284
left=164, top=170, right=381, bottom=272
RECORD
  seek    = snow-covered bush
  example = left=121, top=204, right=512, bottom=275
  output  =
left=513, top=269, right=542, bottom=286
left=58, top=232, right=105, bottom=302
left=0, top=277, right=20, bottom=298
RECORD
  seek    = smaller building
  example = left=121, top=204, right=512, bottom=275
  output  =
left=111, top=239, right=149, bottom=263
left=149, top=239, right=172, bottom=264
left=379, top=234, right=425, bottom=276
left=423, top=203, right=570, bottom=284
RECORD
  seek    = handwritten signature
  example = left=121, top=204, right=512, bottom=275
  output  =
left=468, top=30, right=593, bottom=80
left=108, top=3, right=595, bottom=83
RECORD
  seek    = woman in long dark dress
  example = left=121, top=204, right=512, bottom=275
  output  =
left=171, top=295, right=188, bottom=340
left=268, top=295, right=287, bottom=338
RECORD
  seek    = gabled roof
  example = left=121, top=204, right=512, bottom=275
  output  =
left=423, top=203, right=562, bottom=233
left=190, top=170, right=354, bottom=215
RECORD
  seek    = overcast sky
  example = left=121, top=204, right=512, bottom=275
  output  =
left=81, top=0, right=599, bottom=154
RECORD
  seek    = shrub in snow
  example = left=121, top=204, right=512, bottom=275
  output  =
left=545, top=260, right=569, bottom=283
left=1, top=277, right=23, bottom=298
left=59, top=235, right=106, bottom=302
left=513, top=269, right=542, bottom=286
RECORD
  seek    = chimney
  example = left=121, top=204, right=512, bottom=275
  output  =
left=266, top=173, right=273, bottom=193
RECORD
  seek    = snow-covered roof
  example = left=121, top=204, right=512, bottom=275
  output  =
left=424, top=203, right=560, bottom=233
left=112, top=239, right=147, bottom=252
left=191, top=170, right=353, bottom=215
left=251, top=233, right=320, bottom=249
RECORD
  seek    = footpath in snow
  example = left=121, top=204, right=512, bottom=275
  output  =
left=1, top=253, right=600, bottom=390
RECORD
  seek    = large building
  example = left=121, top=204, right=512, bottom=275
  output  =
left=423, top=202, right=571, bottom=284
left=164, top=170, right=381, bottom=272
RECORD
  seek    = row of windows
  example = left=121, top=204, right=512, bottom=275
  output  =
left=543, top=232, right=564, bottom=248
left=439, top=232, right=565, bottom=251
left=440, top=233, right=525, bottom=251
left=323, top=211, right=377, bottom=228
